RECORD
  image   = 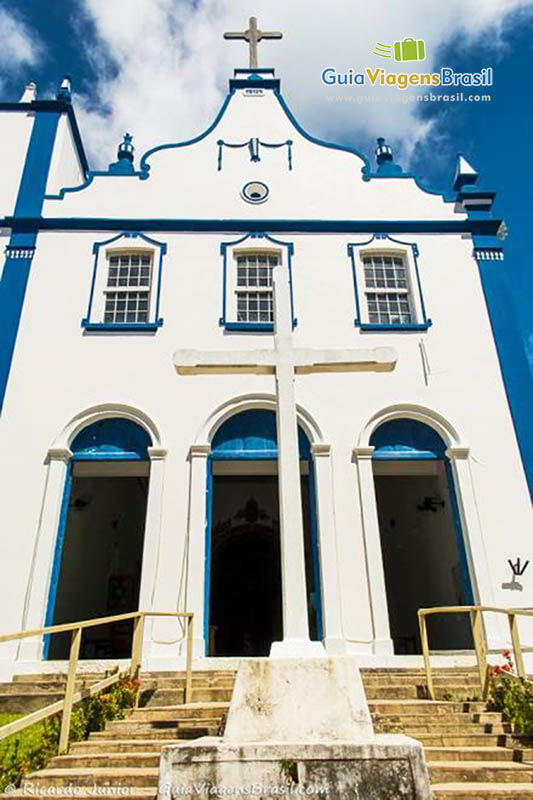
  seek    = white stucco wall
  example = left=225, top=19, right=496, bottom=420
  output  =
left=0, top=76, right=531, bottom=672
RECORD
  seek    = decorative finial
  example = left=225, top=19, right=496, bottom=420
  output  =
left=19, top=82, right=37, bottom=102
left=108, top=133, right=135, bottom=175
left=224, top=16, right=282, bottom=69
left=375, top=137, right=393, bottom=165
left=56, top=75, right=72, bottom=102
left=453, top=154, right=479, bottom=192
left=118, top=133, right=134, bottom=162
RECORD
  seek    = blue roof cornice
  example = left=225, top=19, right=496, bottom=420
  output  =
left=3, top=217, right=504, bottom=235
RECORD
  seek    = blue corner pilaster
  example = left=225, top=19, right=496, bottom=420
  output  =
left=0, top=109, right=61, bottom=412
left=473, top=240, right=533, bottom=499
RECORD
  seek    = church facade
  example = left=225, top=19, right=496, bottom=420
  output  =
left=0, top=60, right=532, bottom=676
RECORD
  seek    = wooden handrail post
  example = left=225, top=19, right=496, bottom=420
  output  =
left=185, top=614, right=194, bottom=705
left=508, top=613, right=526, bottom=679
left=470, top=608, right=488, bottom=699
left=130, top=614, right=145, bottom=679
left=418, top=612, right=434, bottom=700
left=59, top=626, right=82, bottom=753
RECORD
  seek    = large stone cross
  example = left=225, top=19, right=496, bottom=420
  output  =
left=224, top=16, right=282, bottom=69
left=174, top=265, right=397, bottom=656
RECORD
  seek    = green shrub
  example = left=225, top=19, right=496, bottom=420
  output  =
left=0, top=673, right=139, bottom=791
left=487, top=650, right=533, bottom=736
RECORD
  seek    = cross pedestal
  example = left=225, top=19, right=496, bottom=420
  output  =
left=174, top=263, right=397, bottom=656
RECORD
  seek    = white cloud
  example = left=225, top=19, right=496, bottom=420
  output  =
left=75, top=0, right=531, bottom=170
left=0, top=7, right=42, bottom=93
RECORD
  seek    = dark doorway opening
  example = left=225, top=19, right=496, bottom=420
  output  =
left=47, top=463, right=148, bottom=659
left=208, top=472, right=318, bottom=656
left=374, top=461, right=472, bottom=654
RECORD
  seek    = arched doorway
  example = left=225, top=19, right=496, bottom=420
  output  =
left=370, top=419, right=473, bottom=654
left=44, top=418, right=152, bottom=659
left=206, top=409, right=322, bottom=656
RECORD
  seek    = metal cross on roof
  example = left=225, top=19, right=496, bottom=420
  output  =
left=224, top=16, right=282, bottom=69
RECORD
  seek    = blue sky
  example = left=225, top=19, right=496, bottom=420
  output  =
left=1, top=0, right=532, bottom=369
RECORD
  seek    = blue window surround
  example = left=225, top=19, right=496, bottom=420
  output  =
left=43, top=418, right=151, bottom=658
left=347, top=234, right=432, bottom=331
left=370, top=419, right=473, bottom=604
left=82, top=231, right=167, bottom=332
left=204, top=409, right=322, bottom=651
left=219, top=232, right=297, bottom=333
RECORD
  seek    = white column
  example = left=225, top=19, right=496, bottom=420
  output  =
left=353, top=446, right=394, bottom=655
left=17, top=447, right=72, bottom=663
left=446, top=447, right=502, bottom=648
left=138, top=447, right=167, bottom=659
left=311, top=444, right=345, bottom=654
left=270, top=265, right=324, bottom=657
left=186, top=445, right=211, bottom=656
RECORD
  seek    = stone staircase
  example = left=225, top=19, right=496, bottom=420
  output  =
left=1, top=666, right=532, bottom=799
left=0, top=672, right=104, bottom=713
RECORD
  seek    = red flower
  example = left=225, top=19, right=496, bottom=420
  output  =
left=503, top=649, right=511, bottom=658
left=494, top=665, right=504, bottom=674
left=502, top=663, right=512, bottom=672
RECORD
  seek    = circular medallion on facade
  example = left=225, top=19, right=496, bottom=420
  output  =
left=241, top=181, right=269, bottom=204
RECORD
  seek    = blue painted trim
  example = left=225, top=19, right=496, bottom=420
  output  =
left=0, top=100, right=88, bottom=176
left=219, top=232, right=297, bottom=331
left=0, top=107, right=62, bottom=412
left=445, top=460, right=474, bottom=605
left=5, top=217, right=503, bottom=236
left=308, top=461, right=324, bottom=642
left=204, top=456, right=213, bottom=653
left=230, top=78, right=280, bottom=90
left=139, top=91, right=235, bottom=176
left=83, top=231, right=167, bottom=331
left=45, top=170, right=147, bottom=201
left=274, top=90, right=372, bottom=179
left=224, top=322, right=274, bottom=332
left=360, top=322, right=432, bottom=331
left=82, top=321, right=163, bottom=332
left=43, top=462, right=73, bottom=659
left=211, top=450, right=278, bottom=461
left=473, top=239, right=533, bottom=499
left=372, top=451, right=439, bottom=460
left=348, top=235, right=431, bottom=330
left=15, top=112, right=61, bottom=217
left=71, top=452, right=146, bottom=461
left=0, top=233, right=37, bottom=412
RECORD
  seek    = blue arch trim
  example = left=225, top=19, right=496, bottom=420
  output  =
left=71, top=418, right=152, bottom=460
left=43, top=462, right=73, bottom=658
left=211, top=409, right=310, bottom=460
left=370, top=419, right=447, bottom=460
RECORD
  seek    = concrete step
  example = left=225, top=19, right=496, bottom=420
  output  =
left=368, top=700, right=488, bottom=715
left=13, top=672, right=105, bottom=683
left=431, top=784, right=533, bottom=799
left=0, top=692, right=64, bottom=712
left=413, top=733, right=509, bottom=747
left=129, top=702, right=229, bottom=721
left=427, top=761, right=533, bottom=784
left=2, top=792, right=157, bottom=800
left=372, top=711, right=504, bottom=725
left=22, top=767, right=159, bottom=788
left=143, top=687, right=233, bottom=705
left=89, top=728, right=215, bottom=740
left=400, top=723, right=512, bottom=735
left=48, top=753, right=160, bottom=769
left=70, top=739, right=179, bottom=754
left=423, top=746, right=515, bottom=762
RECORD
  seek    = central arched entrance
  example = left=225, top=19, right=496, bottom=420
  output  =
left=206, top=409, right=322, bottom=656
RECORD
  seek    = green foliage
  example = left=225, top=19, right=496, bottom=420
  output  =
left=489, top=674, right=533, bottom=735
left=488, top=650, right=533, bottom=736
left=0, top=673, right=139, bottom=792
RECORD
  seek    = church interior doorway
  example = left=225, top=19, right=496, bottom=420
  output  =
left=207, top=410, right=322, bottom=656
left=371, top=419, right=473, bottom=654
left=45, top=419, right=151, bottom=660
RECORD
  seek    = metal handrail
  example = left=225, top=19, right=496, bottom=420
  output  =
left=418, top=605, right=532, bottom=700
left=0, top=610, right=194, bottom=752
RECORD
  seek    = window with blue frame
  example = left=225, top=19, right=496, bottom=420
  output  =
left=219, top=233, right=296, bottom=332
left=82, top=232, right=166, bottom=332
left=348, top=236, right=431, bottom=331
